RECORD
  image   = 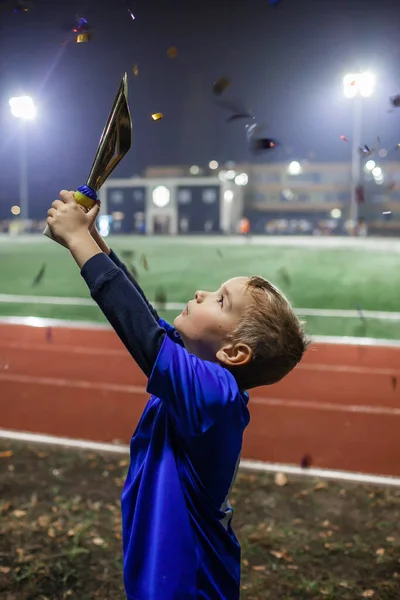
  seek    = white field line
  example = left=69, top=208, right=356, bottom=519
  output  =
left=1, top=315, right=400, bottom=347
left=0, top=293, right=400, bottom=321
left=1, top=427, right=400, bottom=487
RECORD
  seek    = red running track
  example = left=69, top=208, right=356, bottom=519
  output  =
left=1, top=322, right=400, bottom=476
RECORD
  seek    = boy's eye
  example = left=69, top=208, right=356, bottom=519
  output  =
left=218, top=295, right=224, bottom=307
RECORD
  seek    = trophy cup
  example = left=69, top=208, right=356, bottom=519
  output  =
left=44, top=72, right=132, bottom=243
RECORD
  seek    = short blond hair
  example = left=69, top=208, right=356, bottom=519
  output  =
left=226, top=276, right=309, bottom=390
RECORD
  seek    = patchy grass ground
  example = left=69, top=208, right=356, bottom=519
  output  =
left=1, top=440, right=400, bottom=600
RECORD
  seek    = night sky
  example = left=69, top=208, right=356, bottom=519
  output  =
left=1, top=0, right=400, bottom=218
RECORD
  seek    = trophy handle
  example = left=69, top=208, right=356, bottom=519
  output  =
left=43, top=185, right=100, bottom=244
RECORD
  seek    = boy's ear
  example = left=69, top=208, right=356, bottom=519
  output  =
left=216, top=343, right=252, bottom=367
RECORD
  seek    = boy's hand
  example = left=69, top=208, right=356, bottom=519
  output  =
left=47, top=190, right=100, bottom=247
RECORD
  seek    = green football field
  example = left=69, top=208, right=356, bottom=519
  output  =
left=1, top=235, right=400, bottom=340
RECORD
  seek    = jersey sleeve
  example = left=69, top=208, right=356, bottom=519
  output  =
left=108, top=249, right=160, bottom=322
left=146, top=335, right=243, bottom=436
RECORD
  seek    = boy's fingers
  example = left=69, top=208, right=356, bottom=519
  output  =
left=60, top=190, right=75, bottom=204
left=52, top=199, right=64, bottom=210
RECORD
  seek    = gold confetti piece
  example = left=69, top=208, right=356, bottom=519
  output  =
left=119, top=459, right=129, bottom=467
left=76, top=32, right=92, bottom=43
left=133, top=64, right=139, bottom=76
left=386, top=536, right=395, bottom=542
left=141, top=254, right=149, bottom=271
left=274, top=472, right=288, bottom=487
left=376, top=548, right=385, bottom=556
left=0, top=450, right=13, bottom=458
left=167, top=46, right=178, bottom=58
left=362, top=591, right=375, bottom=598
left=151, top=112, right=163, bottom=121
left=12, top=509, right=26, bottom=518
left=242, top=559, right=249, bottom=567
left=252, top=564, right=266, bottom=571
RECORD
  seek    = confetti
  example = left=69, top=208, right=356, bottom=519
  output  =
left=151, top=112, right=163, bottom=121
left=121, top=249, right=135, bottom=261
left=340, top=135, right=348, bottom=142
left=274, top=472, right=288, bottom=487
left=227, top=112, right=254, bottom=123
left=155, top=287, right=167, bottom=310
left=132, top=64, right=139, bottom=76
left=355, top=185, right=365, bottom=204
left=46, top=327, right=53, bottom=342
left=141, top=254, right=149, bottom=271
left=251, top=138, right=278, bottom=152
left=212, top=76, right=231, bottom=96
left=32, top=263, right=46, bottom=286
left=128, top=8, right=135, bottom=20
left=390, top=95, right=400, bottom=108
left=12, top=1, right=30, bottom=12
left=128, top=262, right=138, bottom=280
left=216, top=98, right=254, bottom=121
left=76, top=32, right=92, bottom=43
left=0, top=450, right=13, bottom=458
left=216, top=248, right=223, bottom=259
left=73, top=17, right=90, bottom=34
left=167, top=46, right=178, bottom=59
left=277, top=266, right=291, bottom=286
left=391, top=376, right=397, bottom=391
left=356, top=304, right=365, bottom=321
left=300, top=454, right=312, bottom=469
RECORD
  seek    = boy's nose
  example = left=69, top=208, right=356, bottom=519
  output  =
left=195, top=290, right=206, bottom=302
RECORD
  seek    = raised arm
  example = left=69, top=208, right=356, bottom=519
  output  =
left=68, top=233, right=166, bottom=377
left=90, top=226, right=160, bottom=322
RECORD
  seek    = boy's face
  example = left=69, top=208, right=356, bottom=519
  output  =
left=174, top=276, right=253, bottom=364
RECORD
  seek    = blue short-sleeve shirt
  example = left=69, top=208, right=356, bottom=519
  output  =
left=121, top=320, right=250, bottom=600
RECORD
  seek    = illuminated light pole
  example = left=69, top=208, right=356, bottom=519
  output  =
left=343, top=72, right=375, bottom=229
left=9, top=96, right=36, bottom=221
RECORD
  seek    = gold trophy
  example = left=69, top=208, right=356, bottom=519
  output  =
left=44, top=72, right=132, bottom=243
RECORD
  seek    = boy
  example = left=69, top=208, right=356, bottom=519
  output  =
left=47, top=191, right=308, bottom=600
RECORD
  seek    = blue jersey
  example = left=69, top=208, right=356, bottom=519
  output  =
left=121, top=320, right=250, bottom=599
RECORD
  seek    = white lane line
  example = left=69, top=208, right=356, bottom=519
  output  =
left=0, top=341, right=127, bottom=357
left=0, top=373, right=145, bottom=394
left=1, top=315, right=400, bottom=348
left=1, top=428, right=400, bottom=487
left=239, top=459, right=400, bottom=488
left=1, top=373, right=398, bottom=416
left=1, top=341, right=398, bottom=375
left=251, top=396, right=400, bottom=416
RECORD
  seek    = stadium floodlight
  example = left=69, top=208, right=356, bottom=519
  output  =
left=343, top=73, right=375, bottom=99
left=235, top=173, right=248, bottom=186
left=9, top=96, right=37, bottom=221
left=9, top=96, right=36, bottom=119
left=288, top=161, right=302, bottom=175
left=343, top=72, right=375, bottom=227
left=209, top=160, right=219, bottom=170
left=365, top=160, right=376, bottom=172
